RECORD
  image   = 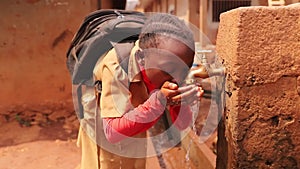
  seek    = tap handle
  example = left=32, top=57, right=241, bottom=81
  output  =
left=196, top=49, right=212, bottom=65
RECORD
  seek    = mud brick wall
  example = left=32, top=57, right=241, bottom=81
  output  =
left=216, top=4, right=300, bottom=169
left=0, top=1, right=96, bottom=122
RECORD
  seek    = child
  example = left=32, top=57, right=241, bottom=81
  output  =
left=77, top=13, right=204, bottom=169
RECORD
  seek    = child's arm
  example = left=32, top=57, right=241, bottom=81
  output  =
left=103, top=90, right=166, bottom=143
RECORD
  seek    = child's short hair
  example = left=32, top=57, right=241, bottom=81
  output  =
left=139, top=13, right=195, bottom=51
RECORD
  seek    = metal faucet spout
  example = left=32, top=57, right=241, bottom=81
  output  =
left=208, top=67, right=226, bottom=77
left=185, top=49, right=225, bottom=84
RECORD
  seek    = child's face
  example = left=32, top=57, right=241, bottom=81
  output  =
left=143, top=38, right=194, bottom=88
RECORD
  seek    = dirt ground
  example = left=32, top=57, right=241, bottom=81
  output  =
left=0, top=120, right=81, bottom=169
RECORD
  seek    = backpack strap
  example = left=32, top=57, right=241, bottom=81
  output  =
left=94, top=41, right=135, bottom=107
left=112, top=42, right=135, bottom=73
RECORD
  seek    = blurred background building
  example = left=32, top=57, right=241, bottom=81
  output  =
left=100, top=0, right=300, bottom=45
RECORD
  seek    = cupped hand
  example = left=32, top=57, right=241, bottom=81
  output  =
left=171, top=84, right=204, bottom=105
left=160, top=81, right=180, bottom=104
left=160, top=81, right=204, bottom=106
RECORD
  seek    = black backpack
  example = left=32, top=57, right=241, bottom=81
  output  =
left=66, top=9, right=146, bottom=118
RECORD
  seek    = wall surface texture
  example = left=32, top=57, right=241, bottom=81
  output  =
left=0, top=0, right=94, bottom=116
left=216, top=3, right=300, bottom=169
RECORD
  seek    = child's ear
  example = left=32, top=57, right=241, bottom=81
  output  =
left=135, top=49, right=144, bottom=58
left=135, top=49, right=145, bottom=66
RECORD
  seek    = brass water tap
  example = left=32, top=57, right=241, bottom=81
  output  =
left=186, top=49, right=225, bottom=85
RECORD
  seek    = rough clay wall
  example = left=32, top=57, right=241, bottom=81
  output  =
left=216, top=3, right=300, bottom=169
left=0, top=1, right=93, bottom=123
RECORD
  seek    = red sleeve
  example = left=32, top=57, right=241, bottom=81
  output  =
left=169, top=105, right=193, bottom=130
left=103, top=116, right=159, bottom=143
left=103, top=90, right=166, bottom=143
